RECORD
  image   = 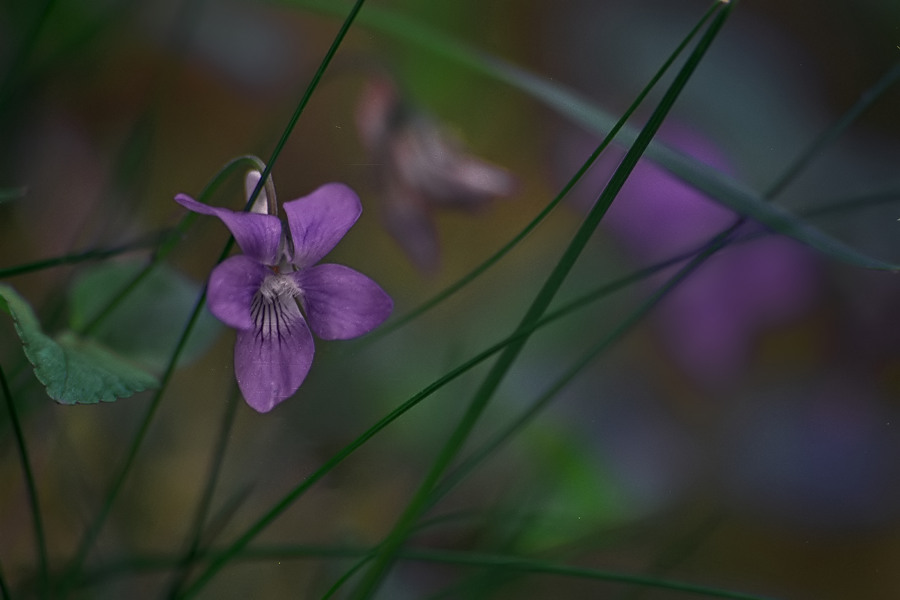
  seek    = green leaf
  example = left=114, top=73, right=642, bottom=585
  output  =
left=68, top=260, right=222, bottom=372
left=0, top=284, right=158, bottom=404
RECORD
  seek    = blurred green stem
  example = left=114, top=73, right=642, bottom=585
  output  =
left=0, top=233, right=170, bottom=280
left=164, top=386, right=240, bottom=598
left=0, top=563, right=9, bottom=600
left=82, top=543, right=777, bottom=600
left=60, top=288, right=212, bottom=593
left=765, top=61, right=900, bottom=199
left=0, top=0, right=60, bottom=108
left=0, top=363, right=48, bottom=598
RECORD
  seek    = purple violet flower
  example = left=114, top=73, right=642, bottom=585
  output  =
left=175, top=171, right=392, bottom=412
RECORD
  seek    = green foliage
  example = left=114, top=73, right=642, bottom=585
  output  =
left=68, top=260, right=222, bottom=372
left=0, top=284, right=158, bottom=404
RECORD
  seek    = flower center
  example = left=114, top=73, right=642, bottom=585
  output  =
left=258, top=273, right=300, bottom=301
left=251, top=274, right=302, bottom=340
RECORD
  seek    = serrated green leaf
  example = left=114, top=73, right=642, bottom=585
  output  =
left=68, top=260, right=222, bottom=372
left=0, top=284, right=158, bottom=404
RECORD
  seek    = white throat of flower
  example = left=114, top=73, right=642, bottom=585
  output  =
left=251, top=274, right=302, bottom=339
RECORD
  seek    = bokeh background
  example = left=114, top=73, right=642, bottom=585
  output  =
left=2, top=0, right=900, bottom=598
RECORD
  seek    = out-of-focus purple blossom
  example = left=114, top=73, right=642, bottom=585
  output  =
left=562, top=123, right=821, bottom=385
left=176, top=171, right=392, bottom=413
left=656, top=236, right=820, bottom=385
left=569, top=122, right=736, bottom=260
left=356, top=74, right=517, bottom=273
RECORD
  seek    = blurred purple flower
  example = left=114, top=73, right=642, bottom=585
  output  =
left=356, top=74, right=517, bottom=273
left=176, top=171, right=392, bottom=412
left=560, top=123, right=820, bottom=385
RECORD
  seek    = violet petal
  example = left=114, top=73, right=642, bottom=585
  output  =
left=393, top=120, right=516, bottom=207
left=292, top=263, right=393, bottom=340
left=283, top=184, right=362, bottom=269
left=207, top=255, right=269, bottom=331
left=234, top=290, right=314, bottom=412
left=175, top=193, right=282, bottom=265
left=381, top=182, right=441, bottom=274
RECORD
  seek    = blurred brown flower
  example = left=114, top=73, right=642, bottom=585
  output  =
left=356, top=74, right=516, bottom=273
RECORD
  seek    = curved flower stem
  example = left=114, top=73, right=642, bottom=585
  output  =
left=0, top=0, right=60, bottom=109
left=346, top=4, right=734, bottom=598
left=0, top=363, right=48, bottom=598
